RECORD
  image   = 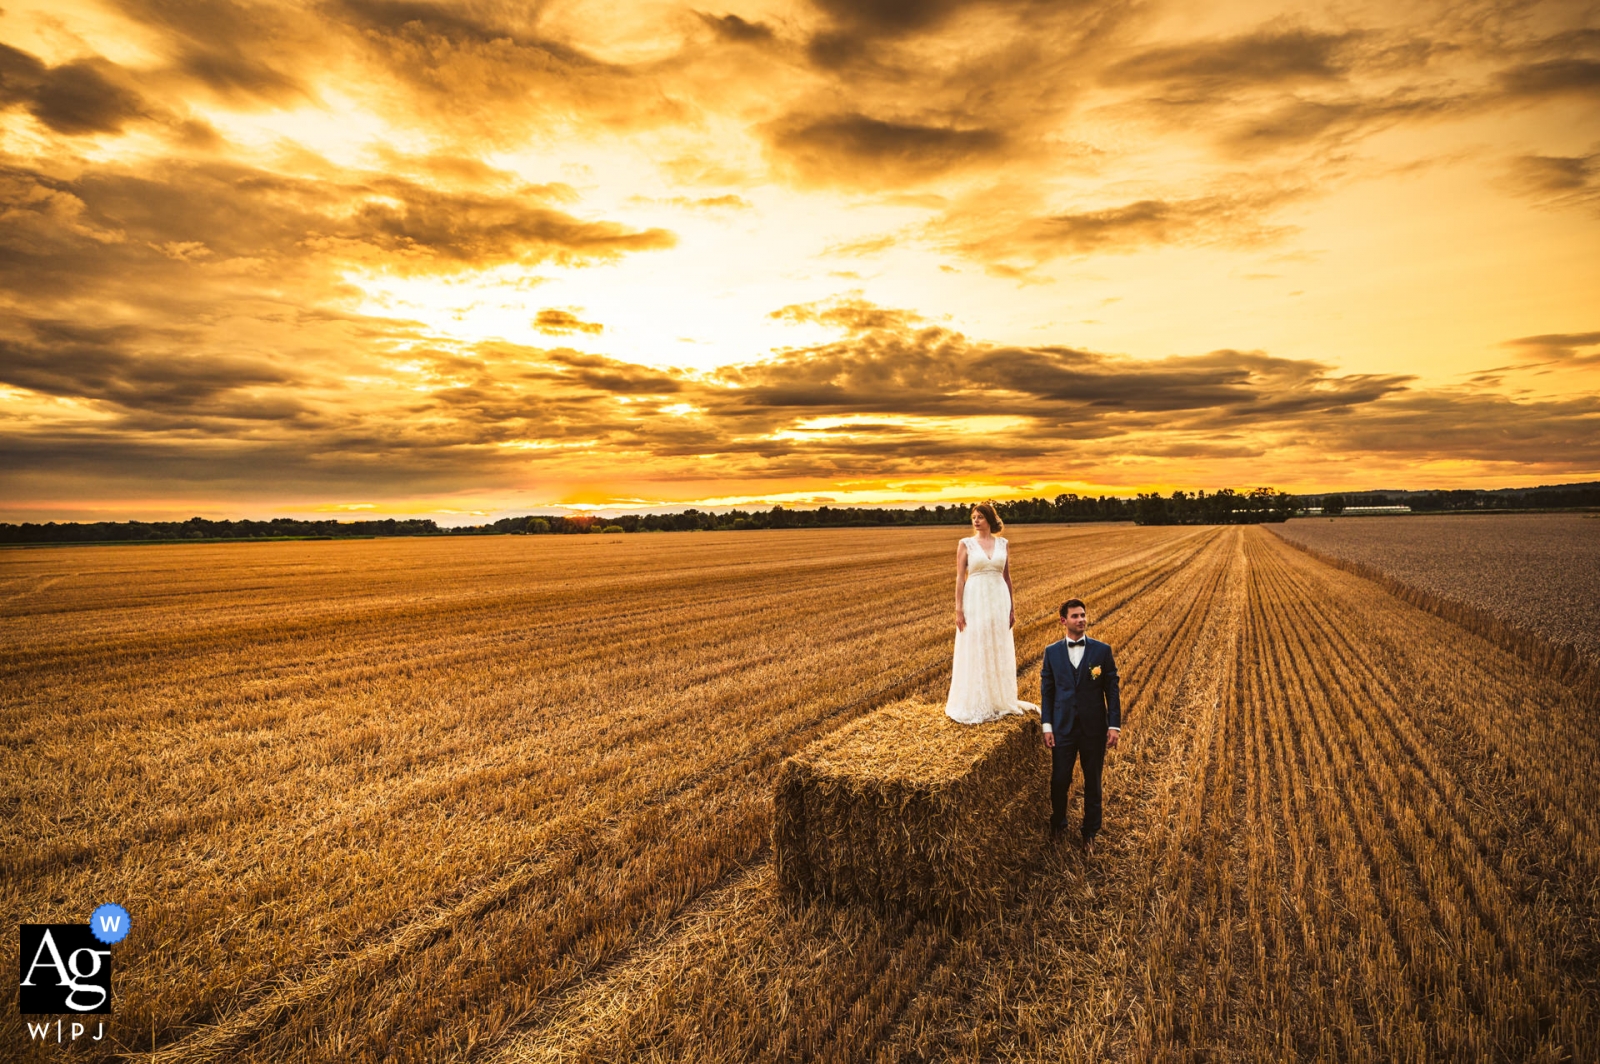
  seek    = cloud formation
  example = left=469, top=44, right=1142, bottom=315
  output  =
left=7, top=296, right=1595, bottom=509
left=0, top=0, right=1596, bottom=515
left=533, top=309, right=605, bottom=335
left=1507, top=331, right=1600, bottom=364
left=769, top=112, right=1008, bottom=186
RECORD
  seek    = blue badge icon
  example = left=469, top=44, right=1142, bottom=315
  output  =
left=89, top=903, right=131, bottom=945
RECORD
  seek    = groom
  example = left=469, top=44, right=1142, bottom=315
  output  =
left=1040, top=598, right=1121, bottom=852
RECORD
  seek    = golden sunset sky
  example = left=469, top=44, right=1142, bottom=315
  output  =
left=1, top=0, right=1597, bottom=521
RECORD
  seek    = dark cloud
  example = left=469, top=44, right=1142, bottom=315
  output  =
left=177, top=52, right=303, bottom=102
left=685, top=318, right=1598, bottom=474
left=1104, top=29, right=1359, bottom=96
left=111, top=0, right=310, bottom=103
left=320, top=0, right=667, bottom=136
left=0, top=43, right=48, bottom=108
left=803, top=1, right=947, bottom=65
left=809, top=0, right=971, bottom=35
left=0, top=160, right=675, bottom=303
left=0, top=46, right=149, bottom=135
left=1314, top=390, right=1600, bottom=464
left=30, top=60, right=149, bottom=135
left=801, top=0, right=1057, bottom=66
left=1220, top=93, right=1468, bottom=154
left=0, top=318, right=298, bottom=413
left=335, top=179, right=677, bottom=268
left=1510, top=151, right=1597, bottom=192
left=1498, top=58, right=1600, bottom=99
left=332, top=0, right=594, bottom=64
left=533, top=309, right=604, bottom=335
left=1097, top=19, right=1590, bottom=160
left=538, top=349, right=685, bottom=395
left=1504, top=148, right=1600, bottom=213
left=947, top=191, right=1298, bottom=268
left=705, top=324, right=1409, bottom=433
left=372, top=148, right=530, bottom=187
left=973, top=347, right=1407, bottom=418
left=1107, top=41, right=1471, bottom=159
left=768, top=297, right=922, bottom=332
left=698, top=12, right=776, bottom=43
left=106, top=0, right=663, bottom=139
left=769, top=112, right=1006, bottom=185
left=1506, top=331, right=1600, bottom=364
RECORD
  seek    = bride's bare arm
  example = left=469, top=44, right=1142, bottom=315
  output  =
left=954, top=540, right=968, bottom=631
left=1003, top=552, right=1015, bottom=628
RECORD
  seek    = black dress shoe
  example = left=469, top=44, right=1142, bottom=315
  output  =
left=1080, top=834, right=1096, bottom=855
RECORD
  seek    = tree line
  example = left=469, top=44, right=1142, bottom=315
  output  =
left=3, top=481, right=1594, bottom=544
left=1322, top=482, right=1600, bottom=513
left=0, top=495, right=1209, bottom=544
left=0, top=517, right=441, bottom=545
left=489, top=495, right=1148, bottom=536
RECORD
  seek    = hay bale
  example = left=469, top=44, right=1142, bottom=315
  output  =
left=774, top=700, right=1049, bottom=919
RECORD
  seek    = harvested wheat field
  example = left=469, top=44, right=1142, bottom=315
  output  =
left=3, top=525, right=1597, bottom=1063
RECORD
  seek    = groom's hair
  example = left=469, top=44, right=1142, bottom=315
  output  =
left=1060, top=598, right=1086, bottom=617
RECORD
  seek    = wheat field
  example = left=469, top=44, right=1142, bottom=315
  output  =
left=1274, top=514, right=1600, bottom=665
left=3, top=525, right=1596, bottom=1062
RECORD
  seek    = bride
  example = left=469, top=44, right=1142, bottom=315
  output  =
left=946, top=503, right=1039, bottom=724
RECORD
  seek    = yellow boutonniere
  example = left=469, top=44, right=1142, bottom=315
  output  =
left=1091, top=665, right=1102, bottom=679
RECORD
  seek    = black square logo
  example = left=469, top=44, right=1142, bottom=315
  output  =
left=19, top=925, right=111, bottom=1014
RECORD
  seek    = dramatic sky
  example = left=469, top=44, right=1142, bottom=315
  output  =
left=2, top=0, right=1597, bottom=520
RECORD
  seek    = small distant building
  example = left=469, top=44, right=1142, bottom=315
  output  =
left=1301, top=505, right=1412, bottom=516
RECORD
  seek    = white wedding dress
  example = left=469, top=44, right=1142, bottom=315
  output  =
left=945, top=536, right=1039, bottom=724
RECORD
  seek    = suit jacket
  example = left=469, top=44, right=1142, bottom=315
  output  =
left=1040, top=636, right=1121, bottom=737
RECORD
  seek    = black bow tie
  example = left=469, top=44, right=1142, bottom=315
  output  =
left=1066, top=639, right=1086, bottom=647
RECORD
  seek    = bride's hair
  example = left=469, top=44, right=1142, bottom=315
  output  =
left=971, top=502, right=1003, bottom=533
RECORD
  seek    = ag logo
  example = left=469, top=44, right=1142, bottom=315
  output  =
left=19, top=925, right=111, bottom=1014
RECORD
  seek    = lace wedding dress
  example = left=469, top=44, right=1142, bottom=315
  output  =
left=945, top=536, right=1039, bottom=724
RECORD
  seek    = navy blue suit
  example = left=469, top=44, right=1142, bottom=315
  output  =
left=1040, top=636, right=1121, bottom=838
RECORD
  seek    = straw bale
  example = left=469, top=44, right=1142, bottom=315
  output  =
left=774, top=700, right=1048, bottom=919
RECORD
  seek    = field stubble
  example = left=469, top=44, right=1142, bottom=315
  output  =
left=3, top=524, right=1596, bottom=1062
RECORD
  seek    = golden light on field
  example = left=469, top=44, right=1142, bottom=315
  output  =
left=1, top=0, right=1597, bottom=520
left=4, top=522, right=1596, bottom=1057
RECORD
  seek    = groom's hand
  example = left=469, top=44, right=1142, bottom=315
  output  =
left=1106, top=728, right=1120, bottom=749
left=1043, top=731, right=1055, bottom=748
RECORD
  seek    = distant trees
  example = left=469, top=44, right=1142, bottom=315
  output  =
left=1130, top=488, right=1297, bottom=525
left=6, top=481, right=1595, bottom=545
left=1309, top=483, right=1600, bottom=513
left=0, top=516, right=441, bottom=545
left=1407, top=483, right=1600, bottom=511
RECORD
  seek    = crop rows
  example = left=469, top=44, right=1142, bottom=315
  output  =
left=3, top=526, right=1209, bottom=1061
left=491, top=529, right=1598, bottom=1063
left=1272, top=515, right=1600, bottom=695
left=5, top=524, right=1595, bottom=1062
